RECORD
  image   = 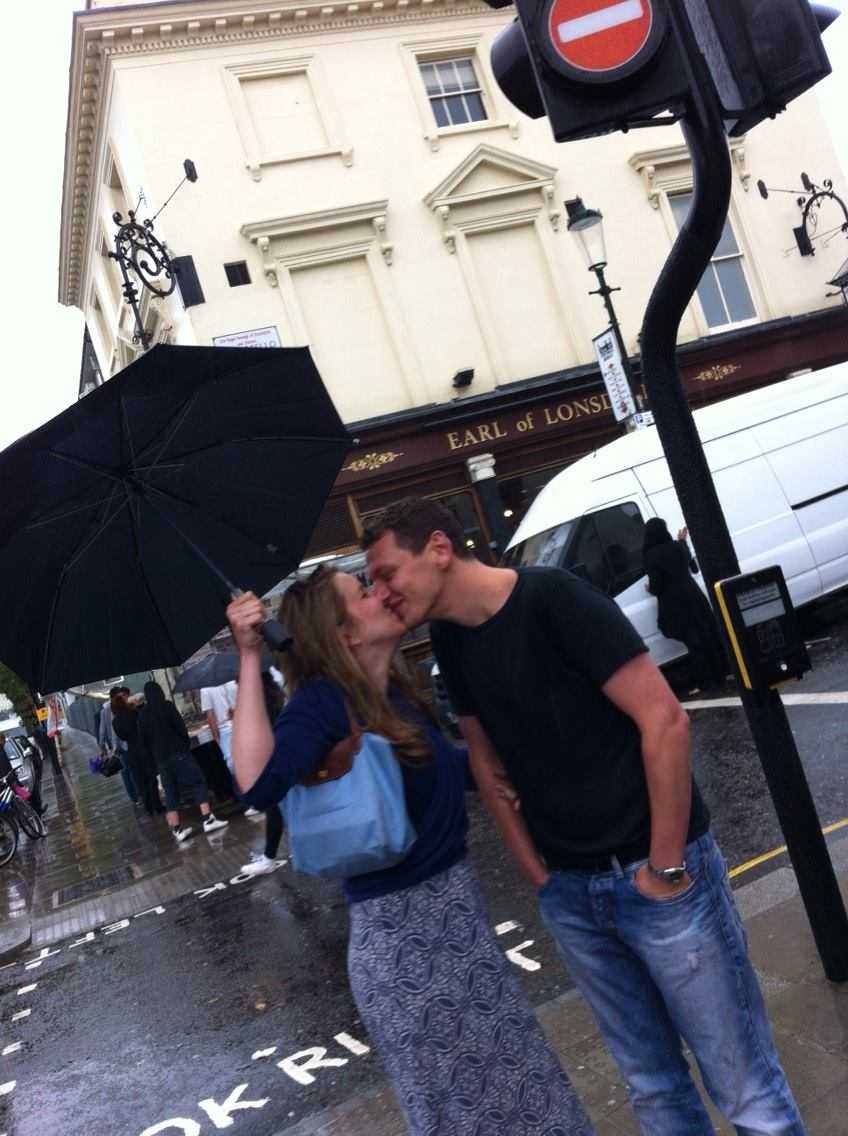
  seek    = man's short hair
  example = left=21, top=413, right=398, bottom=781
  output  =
left=361, top=496, right=474, bottom=560
left=109, top=685, right=130, bottom=697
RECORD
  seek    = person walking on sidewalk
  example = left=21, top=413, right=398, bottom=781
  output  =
left=363, top=496, right=805, bottom=1136
left=201, top=680, right=238, bottom=771
left=241, top=670, right=287, bottom=877
left=111, top=689, right=162, bottom=817
left=227, top=570, right=595, bottom=1136
left=99, top=685, right=138, bottom=804
left=137, top=681, right=228, bottom=843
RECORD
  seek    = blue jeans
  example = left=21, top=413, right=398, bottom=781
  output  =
left=537, top=831, right=804, bottom=1136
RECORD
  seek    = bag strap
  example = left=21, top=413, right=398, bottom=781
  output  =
left=298, top=701, right=361, bottom=787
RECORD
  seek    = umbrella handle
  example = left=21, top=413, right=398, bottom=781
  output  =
left=229, top=586, right=293, bottom=653
left=260, top=618, right=293, bottom=652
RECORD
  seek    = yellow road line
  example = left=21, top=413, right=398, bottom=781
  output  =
left=729, top=817, right=848, bottom=878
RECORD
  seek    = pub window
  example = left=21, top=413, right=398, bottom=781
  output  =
left=669, top=192, right=756, bottom=329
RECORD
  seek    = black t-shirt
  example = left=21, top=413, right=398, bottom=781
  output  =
left=430, top=567, right=709, bottom=867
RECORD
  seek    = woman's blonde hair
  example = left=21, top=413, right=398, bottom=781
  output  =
left=277, top=565, right=433, bottom=766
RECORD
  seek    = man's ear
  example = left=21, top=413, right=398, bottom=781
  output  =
left=429, top=530, right=454, bottom=568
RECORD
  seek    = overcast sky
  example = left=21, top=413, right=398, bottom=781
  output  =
left=1, top=1, right=846, bottom=451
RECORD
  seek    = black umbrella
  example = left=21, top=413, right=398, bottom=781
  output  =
left=172, top=649, right=279, bottom=693
left=0, top=344, right=350, bottom=693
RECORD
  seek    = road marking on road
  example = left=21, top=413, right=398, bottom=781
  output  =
left=0, top=1081, right=15, bottom=1095
left=10, top=1009, right=30, bottom=1021
left=2, top=1043, right=21, bottom=1056
left=730, top=817, right=848, bottom=879
left=16, top=984, right=36, bottom=996
left=683, top=691, right=848, bottom=710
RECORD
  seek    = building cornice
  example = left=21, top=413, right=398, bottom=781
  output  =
left=58, top=0, right=501, bottom=309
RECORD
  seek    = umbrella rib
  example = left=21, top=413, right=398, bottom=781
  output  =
left=140, top=478, right=296, bottom=560
left=144, top=433, right=350, bottom=468
left=119, top=390, right=138, bottom=475
left=144, top=390, right=202, bottom=471
left=123, top=491, right=186, bottom=663
left=36, top=480, right=127, bottom=689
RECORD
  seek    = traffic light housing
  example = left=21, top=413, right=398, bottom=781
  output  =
left=486, top=0, right=836, bottom=143
left=686, top=0, right=836, bottom=135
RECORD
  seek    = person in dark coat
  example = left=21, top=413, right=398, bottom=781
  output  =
left=643, top=517, right=728, bottom=696
left=137, top=681, right=228, bottom=843
left=111, top=689, right=163, bottom=815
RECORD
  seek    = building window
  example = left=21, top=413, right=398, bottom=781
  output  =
left=419, top=58, right=487, bottom=128
left=669, top=193, right=756, bottom=329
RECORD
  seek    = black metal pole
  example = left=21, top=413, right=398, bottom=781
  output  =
left=640, top=3, right=848, bottom=981
left=590, top=264, right=643, bottom=413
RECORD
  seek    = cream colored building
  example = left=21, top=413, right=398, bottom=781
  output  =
left=60, top=0, right=848, bottom=558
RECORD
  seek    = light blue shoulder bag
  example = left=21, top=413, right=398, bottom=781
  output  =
left=280, top=713, right=416, bottom=880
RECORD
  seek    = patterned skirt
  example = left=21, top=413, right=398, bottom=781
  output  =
left=347, top=857, right=595, bottom=1136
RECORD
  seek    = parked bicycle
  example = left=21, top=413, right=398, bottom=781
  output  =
left=0, top=772, right=46, bottom=841
left=0, top=806, right=18, bottom=866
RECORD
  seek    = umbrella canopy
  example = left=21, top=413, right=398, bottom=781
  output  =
left=172, top=649, right=278, bottom=693
left=0, top=344, right=350, bottom=693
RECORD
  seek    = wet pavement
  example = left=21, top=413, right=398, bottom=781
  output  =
left=1, top=718, right=846, bottom=1134
left=1, top=730, right=263, bottom=959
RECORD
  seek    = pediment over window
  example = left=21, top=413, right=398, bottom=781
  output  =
left=424, top=145, right=559, bottom=212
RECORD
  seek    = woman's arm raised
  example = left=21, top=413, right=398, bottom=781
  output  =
left=227, top=592, right=276, bottom=794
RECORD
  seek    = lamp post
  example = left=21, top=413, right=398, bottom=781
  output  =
left=566, top=197, right=648, bottom=432
left=109, top=159, right=198, bottom=351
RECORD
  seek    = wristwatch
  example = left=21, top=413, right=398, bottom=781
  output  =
left=647, top=861, right=687, bottom=885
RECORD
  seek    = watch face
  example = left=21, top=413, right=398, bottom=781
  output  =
left=663, top=868, right=686, bottom=884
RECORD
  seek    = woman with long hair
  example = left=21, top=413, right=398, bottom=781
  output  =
left=227, top=567, right=594, bottom=1136
left=643, top=517, right=728, bottom=696
left=137, top=681, right=228, bottom=842
left=111, top=688, right=162, bottom=817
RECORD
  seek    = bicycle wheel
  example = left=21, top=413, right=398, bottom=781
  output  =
left=0, top=814, right=18, bottom=865
left=12, top=796, right=46, bottom=840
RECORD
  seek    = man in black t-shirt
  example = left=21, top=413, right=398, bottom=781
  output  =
left=363, top=497, right=804, bottom=1136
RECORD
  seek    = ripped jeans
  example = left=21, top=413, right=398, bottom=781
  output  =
left=537, top=830, right=804, bottom=1136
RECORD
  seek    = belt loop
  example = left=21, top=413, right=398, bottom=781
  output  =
left=610, top=854, right=624, bottom=879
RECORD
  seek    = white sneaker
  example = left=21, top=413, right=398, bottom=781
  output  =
left=173, top=825, right=193, bottom=843
left=203, top=815, right=228, bottom=834
left=244, top=807, right=261, bottom=818
left=240, top=854, right=278, bottom=876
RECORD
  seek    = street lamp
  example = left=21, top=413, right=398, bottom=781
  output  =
left=566, top=197, right=647, bottom=431
left=109, top=159, right=198, bottom=351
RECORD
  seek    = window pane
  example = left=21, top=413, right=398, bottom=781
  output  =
left=669, top=194, right=692, bottom=228
left=431, top=99, right=450, bottom=128
left=715, top=259, right=756, bottom=322
left=418, top=63, right=439, bottom=96
left=455, top=59, right=478, bottom=88
left=697, top=266, right=729, bottom=327
left=444, top=95, right=467, bottom=125
left=714, top=218, right=741, bottom=258
left=569, top=519, right=611, bottom=593
left=437, top=61, right=460, bottom=93
left=462, top=92, right=486, bottom=122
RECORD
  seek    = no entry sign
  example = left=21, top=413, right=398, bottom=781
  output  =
left=543, top=0, right=664, bottom=82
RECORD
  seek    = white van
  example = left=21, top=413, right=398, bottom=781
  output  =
left=502, top=364, right=848, bottom=665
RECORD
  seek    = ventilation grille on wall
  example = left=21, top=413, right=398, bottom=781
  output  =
left=224, top=261, right=251, bottom=287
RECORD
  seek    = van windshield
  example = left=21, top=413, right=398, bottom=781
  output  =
left=502, top=520, right=576, bottom=569
left=502, top=502, right=646, bottom=598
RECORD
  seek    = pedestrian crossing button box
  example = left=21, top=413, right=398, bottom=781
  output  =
left=714, top=566, right=811, bottom=691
